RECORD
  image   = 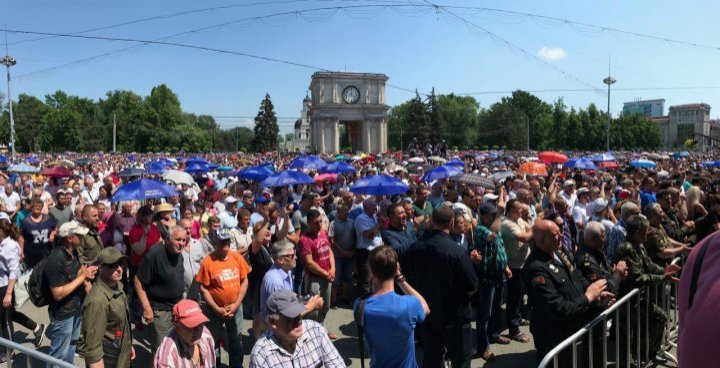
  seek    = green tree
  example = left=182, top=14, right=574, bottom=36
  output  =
left=426, top=88, right=445, bottom=144
left=438, top=94, right=478, bottom=149
left=252, top=93, right=280, bottom=152
left=409, top=91, right=430, bottom=146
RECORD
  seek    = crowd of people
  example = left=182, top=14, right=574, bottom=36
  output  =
left=0, top=149, right=714, bottom=367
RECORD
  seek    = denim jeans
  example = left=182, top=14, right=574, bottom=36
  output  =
left=205, top=305, right=244, bottom=368
left=506, top=267, right=524, bottom=337
left=47, top=310, right=81, bottom=364
left=476, top=279, right=504, bottom=353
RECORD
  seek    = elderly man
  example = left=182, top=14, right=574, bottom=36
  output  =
left=154, top=299, right=216, bottom=367
left=1, top=183, right=21, bottom=219
left=134, top=225, right=187, bottom=353
left=250, top=290, right=344, bottom=368
left=606, top=202, right=640, bottom=265
left=644, top=203, right=691, bottom=266
left=559, top=179, right=577, bottom=214
left=217, top=196, right=239, bottom=230
left=229, top=208, right=253, bottom=254
left=354, top=197, right=384, bottom=296
left=428, top=182, right=445, bottom=208
left=615, top=215, right=680, bottom=364
left=656, top=189, right=693, bottom=243
left=522, top=220, right=613, bottom=367
left=196, top=228, right=251, bottom=367
left=576, top=221, right=627, bottom=296
left=179, top=218, right=212, bottom=300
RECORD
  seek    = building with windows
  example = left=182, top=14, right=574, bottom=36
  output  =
left=653, top=103, right=711, bottom=148
left=623, top=99, right=665, bottom=117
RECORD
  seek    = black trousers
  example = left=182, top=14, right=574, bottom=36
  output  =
left=355, top=249, right=371, bottom=296
left=417, top=321, right=473, bottom=368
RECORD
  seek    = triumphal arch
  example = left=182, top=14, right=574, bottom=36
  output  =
left=308, top=72, right=389, bottom=154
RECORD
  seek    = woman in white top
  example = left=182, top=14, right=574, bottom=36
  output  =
left=0, top=218, right=22, bottom=361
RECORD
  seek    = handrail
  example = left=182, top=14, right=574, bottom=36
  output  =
left=538, top=288, right=641, bottom=368
left=0, top=337, right=74, bottom=368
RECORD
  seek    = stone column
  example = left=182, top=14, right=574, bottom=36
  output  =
left=332, top=119, right=340, bottom=153
left=319, top=119, right=326, bottom=153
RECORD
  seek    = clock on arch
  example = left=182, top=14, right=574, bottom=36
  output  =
left=342, top=86, right=360, bottom=104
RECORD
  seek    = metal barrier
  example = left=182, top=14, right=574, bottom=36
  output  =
left=539, top=255, right=683, bottom=368
left=0, top=337, right=74, bottom=368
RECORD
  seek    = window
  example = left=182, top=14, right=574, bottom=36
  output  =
left=677, top=123, right=695, bottom=143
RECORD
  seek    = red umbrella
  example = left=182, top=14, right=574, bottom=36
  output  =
left=42, top=166, right=72, bottom=178
left=313, top=173, right=337, bottom=183
left=538, top=151, right=569, bottom=164
left=517, top=162, right=548, bottom=176
left=599, top=161, right=619, bottom=170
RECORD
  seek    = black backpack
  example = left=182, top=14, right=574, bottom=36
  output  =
left=27, top=257, right=52, bottom=307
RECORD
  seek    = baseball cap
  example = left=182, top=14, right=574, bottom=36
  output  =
left=563, top=179, right=576, bottom=187
left=58, top=221, right=89, bottom=238
left=266, top=290, right=307, bottom=319
left=478, top=203, right=498, bottom=216
left=172, top=299, right=209, bottom=329
left=590, top=198, right=609, bottom=215
left=482, top=193, right=499, bottom=204
left=576, top=187, right=590, bottom=196
left=94, top=247, right=128, bottom=266
left=224, top=196, right=238, bottom=205
left=209, top=228, right=232, bottom=247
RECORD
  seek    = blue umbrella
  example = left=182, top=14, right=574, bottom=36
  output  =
left=350, top=175, right=409, bottom=196
left=564, top=158, right=597, bottom=170
left=445, top=159, right=465, bottom=167
left=0, top=155, right=7, bottom=163
left=118, top=167, right=146, bottom=177
left=630, top=159, right=656, bottom=169
left=217, top=165, right=234, bottom=172
left=674, top=151, right=690, bottom=159
left=111, top=179, right=178, bottom=202
left=321, top=161, right=357, bottom=175
left=26, top=156, right=39, bottom=164
left=207, top=163, right=218, bottom=170
left=8, top=163, right=40, bottom=173
left=185, top=162, right=211, bottom=174
left=701, top=161, right=720, bottom=168
left=261, top=170, right=315, bottom=188
left=590, top=152, right=615, bottom=162
left=185, top=156, right=209, bottom=166
left=235, top=165, right=275, bottom=181
left=288, top=155, right=327, bottom=170
left=420, top=165, right=463, bottom=182
left=127, top=154, right=136, bottom=162
left=146, top=161, right=167, bottom=175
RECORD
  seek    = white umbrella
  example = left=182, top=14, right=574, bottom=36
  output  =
left=427, top=156, right=447, bottom=163
left=408, top=157, right=425, bottom=163
left=162, top=169, right=195, bottom=186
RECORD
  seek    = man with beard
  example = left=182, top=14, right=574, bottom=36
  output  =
left=78, top=204, right=103, bottom=263
left=79, top=247, right=135, bottom=367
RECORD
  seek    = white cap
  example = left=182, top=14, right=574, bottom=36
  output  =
left=589, top=198, right=609, bottom=215
left=563, top=179, right=576, bottom=187
left=58, top=221, right=89, bottom=238
left=482, top=193, right=499, bottom=204
left=224, top=196, right=238, bottom=204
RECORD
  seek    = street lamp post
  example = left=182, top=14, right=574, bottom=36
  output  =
left=603, top=75, right=616, bottom=152
left=1, top=55, right=16, bottom=159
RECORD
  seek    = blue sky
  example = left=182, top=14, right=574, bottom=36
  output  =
left=2, top=0, right=719, bottom=135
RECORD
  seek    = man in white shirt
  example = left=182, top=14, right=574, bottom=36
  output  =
left=559, top=179, right=577, bottom=215
left=81, top=175, right=100, bottom=205
left=572, top=187, right=590, bottom=244
left=0, top=183, right=21, bottom=217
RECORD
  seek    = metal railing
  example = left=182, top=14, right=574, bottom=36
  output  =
left=0, top=337, right=74, bottom=368
left=539, top=256, right=683, bottom=368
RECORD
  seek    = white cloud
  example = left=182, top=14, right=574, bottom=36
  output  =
left=537, top=47, right=567, bottom=61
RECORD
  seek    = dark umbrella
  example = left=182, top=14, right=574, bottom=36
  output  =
left=235, top=165, right=275, bottom=181
left=118, top=167, right=146, bottom=177
left=288, top=155, right=327, bottom=170
left=450, top=173, right=496, bottom=189
left=321, top=161, right=357, bottom=175
left=420, top=165, right=463, bottom=182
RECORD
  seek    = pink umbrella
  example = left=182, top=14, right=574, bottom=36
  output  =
left=314, top=173, right=337, bottom=183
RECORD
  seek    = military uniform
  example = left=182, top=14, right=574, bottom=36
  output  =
left=78, top=278, right=133, bottom=368
left=661, top=208, right=688, bottom=243
left=645, top=224, right=672, bottom=266
left=614, top=241, right=668, bottom=363
left=78, top=227, right=103, bottom=263
left=523, top=246, right=598, bottom=366
left=575, top=245, right=621, bottom=295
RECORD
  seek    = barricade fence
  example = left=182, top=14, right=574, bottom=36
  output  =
left=0, top=337, right=74, bottom=368
left=539, top=256, right=682, bottom=368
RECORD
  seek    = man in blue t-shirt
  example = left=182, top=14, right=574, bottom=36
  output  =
left=354, top=246, right=429, bottom=368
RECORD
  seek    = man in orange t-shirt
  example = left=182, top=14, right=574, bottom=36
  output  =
left=197, top=228, right=251, bottom=368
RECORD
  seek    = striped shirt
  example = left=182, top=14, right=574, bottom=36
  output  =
left=153, top=326, right=215, bottom=368
left=250, top=320, right=345, bottom=368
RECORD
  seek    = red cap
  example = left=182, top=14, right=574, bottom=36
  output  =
left=172, top=299, right=209, bottom=328
left=206, top=180, right=215, bottom=187
left=618, top=190, right=631, bottom=200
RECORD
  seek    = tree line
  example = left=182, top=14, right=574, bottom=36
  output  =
left=0, top=84, right=256, bottom=153
left=389, top=89, right=663, bottom=151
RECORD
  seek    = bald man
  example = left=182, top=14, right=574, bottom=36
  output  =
left=522, top=220, right=613, bottom=366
